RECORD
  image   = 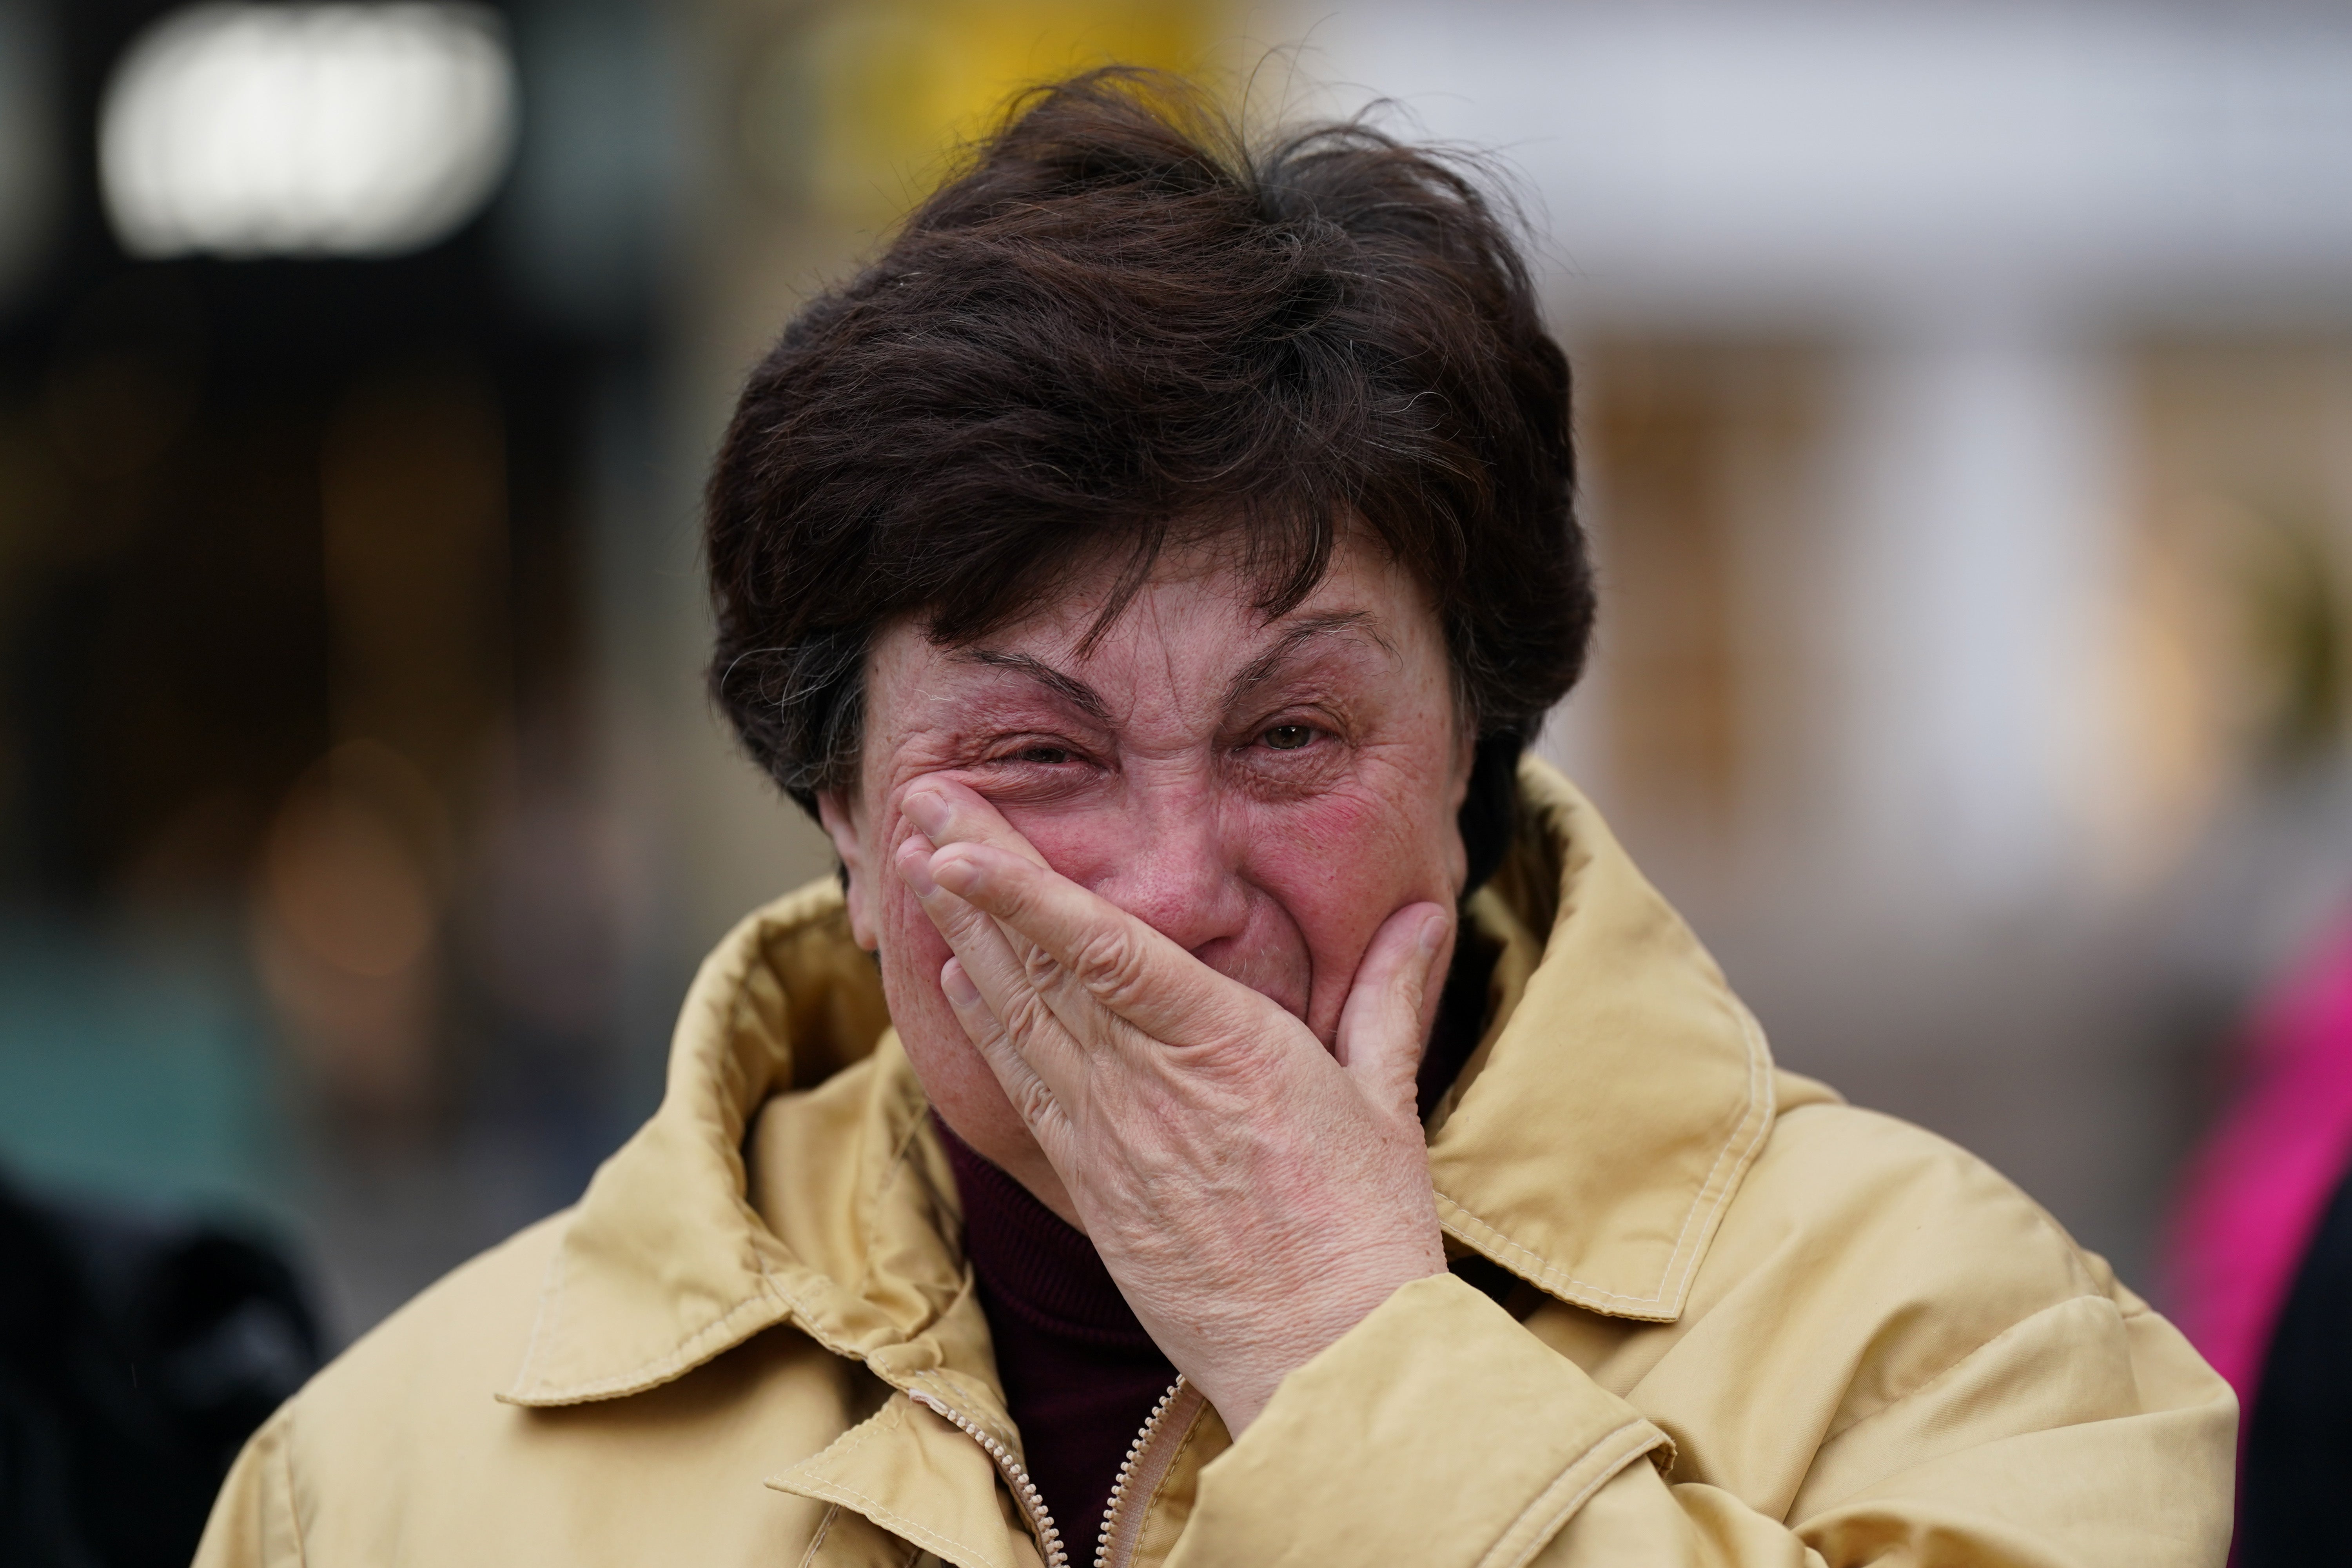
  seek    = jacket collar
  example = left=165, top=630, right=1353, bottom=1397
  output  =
left=499, top=879, right=920, bottom=1408
left=503, top=759, right=1779, bottom=1409
left=1427, top=762, right=1777, bottom=1321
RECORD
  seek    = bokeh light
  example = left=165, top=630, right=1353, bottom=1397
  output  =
left=99, top=3, right=515, bottom=259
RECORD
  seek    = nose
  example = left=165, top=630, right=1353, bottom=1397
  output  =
left=1078, top=779, right=1251, bottom=958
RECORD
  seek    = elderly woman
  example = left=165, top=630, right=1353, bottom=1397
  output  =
left=199, top=72, right=2231, bottom=1568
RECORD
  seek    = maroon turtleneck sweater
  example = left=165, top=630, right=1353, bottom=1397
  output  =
left=928, top=923, right=1500, bottom=1550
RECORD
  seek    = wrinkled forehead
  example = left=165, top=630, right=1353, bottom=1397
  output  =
left=924, top=526, right=1426, bottom=664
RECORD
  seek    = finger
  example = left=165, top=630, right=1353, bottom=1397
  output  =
left=900, top=782, right=1103, bottom=1034
left=1333, top=902, right=1453, bottom=1124
left=927, top=840, right=1259, bottom=1049
left=901, top=779, right=1051, bottom=869
left=898, top=834, right=1091, bottom=1094
left=940, top=957, right=1076, bottom=1161
left=897, top=829, right=1027, bottom=993
left=896, top=800, right=1056, bottom=986
left=897, top=788, right=1060, bottom=980
left=899, top=829, right=1045, bottom=982
left=915, top=838, right=1149, bottom=1052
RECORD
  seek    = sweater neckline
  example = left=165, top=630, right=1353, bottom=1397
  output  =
left=933, top=1114, right=1160, bottom=1350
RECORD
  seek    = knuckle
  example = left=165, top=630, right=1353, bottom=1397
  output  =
left=1073, top=925, right=1150, bottom=1009
left=1011, top=1077, right=1058, bottom=1129
left=1001, top=987, right=1056, bottom=1042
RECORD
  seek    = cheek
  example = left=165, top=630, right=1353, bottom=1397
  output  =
left=871, top=849, right=963, bottom=1053
left=1258, top=788, right=1426, bottom=914
left=871, top=828, right=945, bottom=960
left=1244, top=768, right=1461, bottom=1022
left=989, top=804, right=1122, bottom=884
left=867, top=840, right=1038, bottom=1147
left=860, top=811, right=953, bottom=1048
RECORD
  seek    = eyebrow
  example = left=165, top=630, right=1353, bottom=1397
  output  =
left=952, top=610, right=1389, bottom=726
left=1220, top=612, right=1390, bottom=712
left=953, top=648, right=1113, bottom=726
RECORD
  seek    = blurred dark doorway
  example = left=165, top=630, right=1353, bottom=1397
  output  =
left=0, top=0, right=664, bottom=1380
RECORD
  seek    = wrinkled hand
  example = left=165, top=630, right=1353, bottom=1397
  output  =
left=897, top=782, right=1452, bottom=1432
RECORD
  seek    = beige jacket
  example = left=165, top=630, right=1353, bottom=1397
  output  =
left=196, top=762, right=2234, bottom=1568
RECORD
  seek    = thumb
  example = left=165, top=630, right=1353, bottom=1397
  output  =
left=1333, top=902, right=1454, bottom=1123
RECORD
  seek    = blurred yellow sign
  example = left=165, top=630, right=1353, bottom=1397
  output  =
left=746, top=0, right=1220, bottom=221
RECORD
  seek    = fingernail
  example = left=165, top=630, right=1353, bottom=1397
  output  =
left=940, top=958, right=980, bottom=1007
left=898, top=835, right=937, bottom=896
left=903, top=788, right=949, bottom=835
left=1419, top=910, right=1452, bottom=955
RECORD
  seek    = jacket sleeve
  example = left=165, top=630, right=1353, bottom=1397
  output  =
left=192, top=1409, right=305, bottom=1568
left=1162, top=1274, right=2236, bottom=1568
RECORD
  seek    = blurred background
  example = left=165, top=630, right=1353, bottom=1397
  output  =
left=0, top=0, right=2347, bottom=1365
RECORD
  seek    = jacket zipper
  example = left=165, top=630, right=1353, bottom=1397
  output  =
left=1092, top=1377, right=1200, bottom=1568
left=910, top=1374, right=1196, bottom=1568
left=908, top=1389, right=1071, bottom=1568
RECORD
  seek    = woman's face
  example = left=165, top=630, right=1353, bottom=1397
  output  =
left=818, top=534, right=1473, bottom=1213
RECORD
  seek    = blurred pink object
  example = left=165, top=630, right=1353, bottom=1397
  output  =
left=2166, top=916, right=2352, bottom=1407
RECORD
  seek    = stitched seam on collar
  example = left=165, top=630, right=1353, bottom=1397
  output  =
left=505, top=1274, right=797, bottom=1404
left=1475, top=1418, right=1666, bottom=1568
left=1657, top=1000, right=1774, bottom=1305
left=779, top=1401, right=1005, bottom=1566
left=1434, top=997, right=1775, bottom=1312
left=768, top=1390, right=902, bottom=1488
left=809, top=1479, right=996, bottom=1568
left=765, top=1267, right=878, bottom=1363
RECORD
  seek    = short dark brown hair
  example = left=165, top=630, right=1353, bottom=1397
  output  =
left=706, top=69, right=1592, bottom=860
